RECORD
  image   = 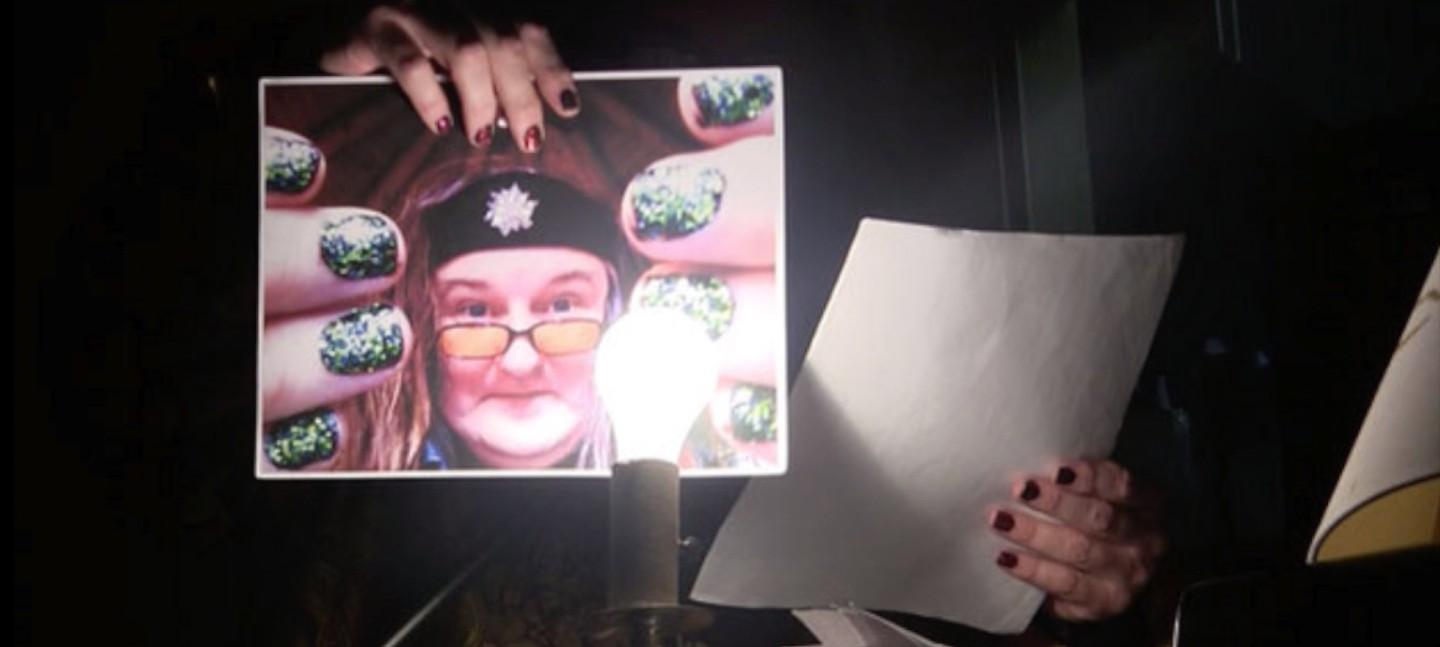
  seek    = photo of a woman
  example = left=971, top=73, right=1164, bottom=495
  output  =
left=257, top=71, right=785, bottom=475
left=405, top=169, right=628, bottom=470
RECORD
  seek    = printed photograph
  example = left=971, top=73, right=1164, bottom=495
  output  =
left=257, top=69, right=786, bottom=477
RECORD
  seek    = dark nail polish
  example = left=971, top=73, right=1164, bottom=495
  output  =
left=636, top=273, right=735, bottom=340
left=1056, top=467, right=1077, bottom=485
left=1020, top=480, right=1040, bottom=501
left=474, top=125, right=493, bottom=147
left=730, top=384, right=778, bottom=443
left=265, top=409, right=339, bottom=469
left=992, top=511, right=1015, bottom=532
left=629, top=163, right=726, bottom=240
left=560, top=89, right=578, bottom=111
left=264, top=133, right=320, bottom=194
left=435, top=116, right=453, bottom=134
left=320, top=213, right=398, bottom=280
left=997, top=551, right=1018, bottom=569
left=523, top=125, right=542, bottom=152
left=320, top=303, right=405, bottom=374
left=692, top=72, right=776, bottom=126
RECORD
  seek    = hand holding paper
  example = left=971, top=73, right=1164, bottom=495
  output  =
left=321, top=6, right=582, bottom=147
left=692, top=219, right=1181, bottom=634
left=991, top=457, right=1166, bottom=622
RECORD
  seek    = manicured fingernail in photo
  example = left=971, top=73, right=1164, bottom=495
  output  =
left=636, top=273, right=735, bottom=340
left=523, top=126, right=543, bottom=153
left=320, top=213, right=398, bottom=280
left=320, top=303, right=405, bottom=374
left=692, top=73, right=775, bottom=127
left=729, top=383, right=777, bottom=443
left=690, top=438, right=762, bottom=470
left=560, top=88, right=579, bottom=111
left=265, top=408, right=339, bottom=469
left=263, top=132, right=320, bottom=194
left=629, top=163, right=727, bottom=240
left=694, top=445, right=737, bottom=469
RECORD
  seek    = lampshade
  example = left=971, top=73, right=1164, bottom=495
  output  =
left=1310, top=248, right=1440, bottom=563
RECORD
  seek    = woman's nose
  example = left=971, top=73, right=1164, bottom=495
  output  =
left=498, top=334, right=542, bottom=375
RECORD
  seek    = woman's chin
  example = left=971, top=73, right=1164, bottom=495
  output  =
left=459, top=396, right=582, bottom=461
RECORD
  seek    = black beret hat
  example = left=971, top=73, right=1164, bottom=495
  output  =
left=425, top=171, right=622, bottom=268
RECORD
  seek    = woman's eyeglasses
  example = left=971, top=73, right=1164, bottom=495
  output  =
left=437, top=319, right=603, bottom=359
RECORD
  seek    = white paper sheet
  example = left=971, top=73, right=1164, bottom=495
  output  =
left=1308, top=248, right=1440, bottom=562
left=691, top=219, right=1182, bottom=634
left=791, top=608, right=948, bottom=646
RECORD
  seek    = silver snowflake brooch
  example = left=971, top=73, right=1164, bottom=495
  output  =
left=484, top=182, right=538, bottom=236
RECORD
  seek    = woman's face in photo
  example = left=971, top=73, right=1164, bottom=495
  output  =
left=432, top=247, right=610, bottom=468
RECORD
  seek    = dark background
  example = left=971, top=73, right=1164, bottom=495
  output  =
left=14, top=0, right=1439, bottom=644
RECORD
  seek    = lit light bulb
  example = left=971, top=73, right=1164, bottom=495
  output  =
left=594, top=309, right=719, bottom=464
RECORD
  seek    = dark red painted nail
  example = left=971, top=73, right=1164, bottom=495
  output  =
left=1056, top=467, right=1076, bottom=485
left=1020, top=480, right=1040, bottom=501
left=997, top=551, right=1018, bottom=569
left=560, top=89, right=578, bottom=111
left=523, top=126, right=542, bottom=152
left=992, top=511, right=1015, bottom=532
left=474, top=125, right=493, bottom=147
left=435, top=115, right=452, bottom=134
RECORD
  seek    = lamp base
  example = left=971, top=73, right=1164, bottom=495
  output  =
left=588, top=604, right=713, bottom=647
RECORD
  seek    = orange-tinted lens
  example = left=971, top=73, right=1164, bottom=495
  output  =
left=438, top=326, right=511, bottom=358
left=532, top=320, right=602, bottom=355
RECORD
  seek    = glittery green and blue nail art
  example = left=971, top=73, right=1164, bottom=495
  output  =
left=264, top=132, right=321, bottom=194
left=265, top=408, right=339, bottom=469
left=692, top=73, right=775, bottom=127
left=635, top=274, right=734, bottom=340
left=688, top=433, right=741, bottom=468
left=629, top=164, right=726, bottom=240
left=320, top=214, right=398, bottom=280
left=686, top=425, right=763, bottom=469
left=729, top=384, right=777, bottom=443
left=320, top=303, right=405, bottom=374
